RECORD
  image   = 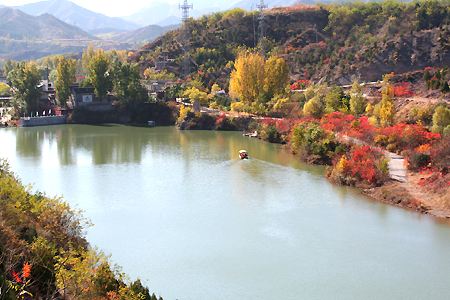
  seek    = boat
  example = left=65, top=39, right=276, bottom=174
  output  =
left=239, top=150, right=248, bottom=159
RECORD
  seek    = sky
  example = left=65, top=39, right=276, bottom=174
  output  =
left=0, top=0, right=180, bottom=17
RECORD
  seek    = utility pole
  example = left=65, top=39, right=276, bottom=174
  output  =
left=257, top=0, right=268, bottom=55
left=179, top=0, right=193, bottom=79
left=252, top=4, right=256, bottom=48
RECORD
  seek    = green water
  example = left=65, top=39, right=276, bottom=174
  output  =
left=1, top=124, right=450, bottom=300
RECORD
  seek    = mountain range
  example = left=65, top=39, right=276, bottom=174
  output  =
left=6, top=0, right=315, bottom=32
left=11, top=0, right=139, bottom=32
left=0, top=0, right=330, bottom=60
left=0, top=7, right=95, bottom=40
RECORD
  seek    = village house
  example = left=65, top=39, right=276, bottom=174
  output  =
left=69, top=85, right=114, bottom=111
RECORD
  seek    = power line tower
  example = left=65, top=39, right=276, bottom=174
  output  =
left=257, top=0, right=268, bottom=55
left=179, top=0, right=193, bottom=78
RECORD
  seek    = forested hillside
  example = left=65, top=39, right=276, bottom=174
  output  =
left=129, top=0, right=450, bottom=87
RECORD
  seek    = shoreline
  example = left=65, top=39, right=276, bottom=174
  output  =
left=264, top=133, right=450, bottom=219
left=5, top=115, right=450, bottom=219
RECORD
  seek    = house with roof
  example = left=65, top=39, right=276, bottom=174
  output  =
left=69, top=85, right=114, bottom=111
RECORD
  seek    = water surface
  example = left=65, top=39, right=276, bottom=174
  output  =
left=1, top=124, right=449, bottom=300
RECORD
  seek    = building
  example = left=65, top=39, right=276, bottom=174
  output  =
left=70, top=86, right=114, bottom=111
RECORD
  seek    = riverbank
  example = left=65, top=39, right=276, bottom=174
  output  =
left=0, top=158, right=160, bottom=300
left=232, top=112, right=450, bottom=219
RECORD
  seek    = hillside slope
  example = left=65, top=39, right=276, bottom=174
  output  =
left=129, top=1, right=450, bottom=88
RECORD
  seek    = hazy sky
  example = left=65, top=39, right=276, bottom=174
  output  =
left=0, top=0, right=180, bottom=17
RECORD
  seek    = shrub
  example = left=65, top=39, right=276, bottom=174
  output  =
left=264, top=125, right=281, bottom=143
left=290, top=122, right=340, bottom=164
left=303, top=97, right=323, bottom=118
left=216, top=113, right=237, bottom=131
left=431, top=105, right=450, bottom=134
left=330, top=146, right=388, bottom=187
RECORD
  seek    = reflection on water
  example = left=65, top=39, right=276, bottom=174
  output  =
left=2, top=125, right=450, bottom=300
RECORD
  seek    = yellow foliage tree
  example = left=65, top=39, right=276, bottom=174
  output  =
left=273, top=97, right=290, bottom=112
left=379, top=73, right=396, bottom=127
left=229, top=51, right=289, bottom=107
left=263, top=55, right=289, bottom=102
left=178, top=104, right=192, bottom=123
left=183, top=87, right=212, bottom=107
left=211, top=83, right=221, bottom=94
left=230, top=101, right=245, bottom=113
left=229, top=51, right=265, bottom=105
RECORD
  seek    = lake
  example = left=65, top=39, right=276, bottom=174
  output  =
left=1, top=124, right=450, bottom=300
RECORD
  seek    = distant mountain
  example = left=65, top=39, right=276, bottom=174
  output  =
left=88, top=27, right=129, bottom=36
left=0, top=7, right=96, bottom=40
left=156, top=16, right=182, bottom=27
left=11, top=0, right=139, bottom=32
left=103, top=23, right=180, bottom=44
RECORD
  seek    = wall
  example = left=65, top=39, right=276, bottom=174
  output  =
left=19, top=115, right=67, bottom=127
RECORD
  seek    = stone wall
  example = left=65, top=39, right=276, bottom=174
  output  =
left=19, top=116, right=67, bottom=127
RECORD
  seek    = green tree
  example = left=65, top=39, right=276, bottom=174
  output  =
left=82, top=44, right=95, bottom=73
left=3, top=58, right=15, bottom=78
left=349, top=79, right=366, bottom=115
left=0, top=82, right=11, bottom=96
left=7, top=61, right=42, bottom=114
left=431, top=105, right=450, bottom=134
left=87, top=49, right=111, bottom=99
left=325, top=90, right=342, bottom=114
left=55, top=57, right=76, bottom=104
left=110, top=59, right=149, bottom=108
left=182, top=86, right=211, bottom=107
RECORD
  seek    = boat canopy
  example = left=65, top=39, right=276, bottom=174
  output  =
left=239, top=150, right=247, bottom=154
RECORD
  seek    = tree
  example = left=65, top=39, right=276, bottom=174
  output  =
left=303, top=84, right=328, bottom=118
left=229, top=51, right=289, bottom=108
left=349, top=79, right=366, bottom=115
left=211, top=83, right=221, bottom=94
left=55, top=57, right=76, bottom=104
left=325, top=90, right=342, bottom=114
left=379, top=74, right=396, bottom=127
left=7, top=61, right=42, bottom=115
left=229, top=51, right=265, bottom=104
left=110, top=59, right=148, bottom=108
left=182, top=86, right=211, bottom=107
left=3, top=58, right=15, bottom=78
left=262, top=55, right=289, bottom=102
left=82, top=44, right=95, bottom=73
left=87, top=49, right=111, bottom=99
left=431, top=105, right=450, bottom=134
left=230, top=101, right=245, bottom=113
left=0, top=82, right=11, bottom=96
